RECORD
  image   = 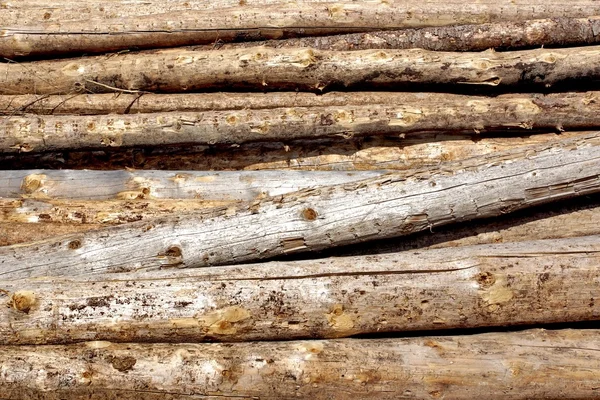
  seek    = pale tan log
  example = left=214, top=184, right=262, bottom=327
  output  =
left=2, top=235, right=600, bottom=345
left=3, top=1, right=599, bottom=58
left=209, top=16, right=600, bottom=52
left=3, top=46, right=600, bottom=95
left=2, top=329, right=600, bottom=399
left=0, top=92, right=387, bottom=116
left=1, top=132, right=600, bottom=280
left=3, top=92, right=600, bottom=153
left=0, top=131, right=582, bottom=171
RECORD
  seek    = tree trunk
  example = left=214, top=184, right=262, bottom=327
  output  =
left=3, top=46, right=600, bottom=95
left=2, top=235, right=600, bottom=345
left=3, top=92, right=600, bottom=153
left=0, top=131, right=579, bottom=171
left=207, top=16, right=600, bottom=52
left=1, top=132, right=600, bottom=280
left=2, top=329, right=600, bottom=399
left=3, top=1, right=599, bottom=57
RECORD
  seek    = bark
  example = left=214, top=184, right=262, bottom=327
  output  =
left=0, top=131, right=582, bottom=171
left=2, top=329, right=600, bottom=399
left=2, top=235, right=600, bottom=345
left=0, top=170, right=382, bottom=200
left=0, top=222, right=98, bottom=246
left=3, top=46, right=600, bottom=95
left=3, top=1, right=599, bottom=58
left=1, top=132, right=600, bottom=280
left=3, top=92, right=600, bottom=153
left=208, top=16, right=600, bottom=52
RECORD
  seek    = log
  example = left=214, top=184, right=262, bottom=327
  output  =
left=2, top=329, right=600, bottom=399
left=2, top=235, right=600, bottom=345
left=0, top=170, right=382, bottom=200
left=0, top=131, right=582, bottom=171
left=3, top=0, right=599, bottom=57
left=2, top=193, right=600, bottom=247
left=1, top=132, right=600, bottom=280
left=208, top=16, right=600, bottom=52
left=3, top=46, right=600, bottom=95
left=3, top=92, right=600, bottom=153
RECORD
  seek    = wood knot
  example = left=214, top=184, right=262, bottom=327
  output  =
left=9, top=291, right=36, bottom=314
left=302, top=208, right=318, bottom=221
left=476, top=272, right=496, bottom=288
left=68, top=239, right=82, bottom=250
left=165, top=246, right=182, bottom=258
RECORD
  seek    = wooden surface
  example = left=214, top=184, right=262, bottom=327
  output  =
left=1, top=132, right=600, bottom=279
left=2, top=329, right=600, bottom=399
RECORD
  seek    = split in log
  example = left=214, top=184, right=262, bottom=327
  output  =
left=3, top=92, right=600, bottom=153
left=0, top=170, right=383, bottom=200
left=3, top=46, right=600, bottom=95
left=205, top=16, right=600, bottom=52
left=0, top=131, right=583, bottom=171
left=1, top=132, right=600, bottom=279
left=1, top=329, right=600, bottom=399
left=2, top=235, right=600, bottom=344
left=3, top=0, right=599, bottom=57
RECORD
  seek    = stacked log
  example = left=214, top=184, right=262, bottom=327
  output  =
left=3, top=1, right=600, bottom=399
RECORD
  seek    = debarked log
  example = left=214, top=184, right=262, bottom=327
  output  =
left=2, top=92, right=600, bottom=153
left=1, top=329, right=600, bottom=399
left=2, top=46, right=600, bottom=95
left=1, top=132, right=600, bottom=279
left=2, top=235, right=600, bottom=344
left=0, top=170, right=383, bottom=200
left=3, top=0, right=599, bottom=57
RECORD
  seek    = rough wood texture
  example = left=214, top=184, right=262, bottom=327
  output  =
left=2, top=329, right=600, bottom=399
left=207, top=16, right=600, bottom=52
left=2, top=194, right=600, bottom=247
left=0, top=131, right=582, bottom=171
left=3, top=0, right=598, bottom=57
left=3, top=46, right=600, bottom=95
left=0, top=170, right=382, bottom=200
left=2, top=92, right=599, bottom=153
left=2, top=235, right=600, bottom=345
left=0, top=92, right=391, bottom=116
left=1, top=132, right=600, bottom=280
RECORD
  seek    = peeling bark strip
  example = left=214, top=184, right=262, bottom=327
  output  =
left=2, top=236, right=600, bottom=345
left=2, top=1, right=599, bottom=58
left=3, top=92, right=600, bottom=153
left=210, top=16, right=600, bottom=52
left=0, top=170, right=382, bottom=200
left=2, top=329, right=600, bottom=399
left=1, top=133, right=600, bottom=280
left=4, top=46, right=600, bottom=95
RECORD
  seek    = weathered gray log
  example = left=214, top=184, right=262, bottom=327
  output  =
left=2, top=235, right=600, bottom=345
left=0, top=170, right=382, bottom=200
left=209, top=16, right=600, bottom=52
left=1, top=132, right=600, bottom=280
left=3, top=0, right=599, bottom=58
left=3, top=46, right=600, bottom=95
left=2, top=193, right=600, bottom=247
left=3, top=92, right=600, bottom=153
left=2, top=329, right=600, bottom=399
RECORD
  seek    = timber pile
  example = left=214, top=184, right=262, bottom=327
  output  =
left=2, top=1, right=600, bottom=399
